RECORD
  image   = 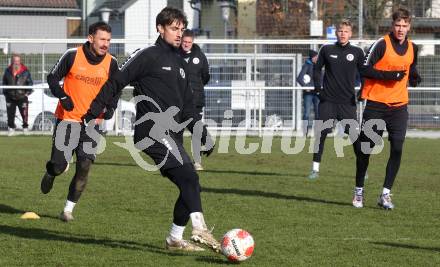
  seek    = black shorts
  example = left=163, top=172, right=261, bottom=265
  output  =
left=194, top=106, right=203, bottom=121
left=50, top=120, right=104, bottom=165
left=133, top=130, right=192, bottom=174
left=360, top=104, right=408, bottom=142
left=318, top=100, right=357, bottom=122
left=143, top=141, right=192, bottom=174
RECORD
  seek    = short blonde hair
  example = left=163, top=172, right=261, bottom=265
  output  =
left=338, top=19, right=353, bottom=29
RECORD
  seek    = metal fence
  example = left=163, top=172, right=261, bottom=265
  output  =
left=1, top=39, right=440, bottom=135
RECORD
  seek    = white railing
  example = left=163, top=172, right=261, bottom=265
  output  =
left=2, top=85, right=440, bottom=135
left=1, top=38, right=439, bottom=135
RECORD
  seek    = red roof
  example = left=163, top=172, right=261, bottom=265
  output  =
left=0, top=0, right=78, bottom=9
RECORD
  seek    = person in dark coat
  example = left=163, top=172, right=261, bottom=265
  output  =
left=297, top=49, right=319, bottom=136
left=3, top=54, right=33, bottom=135
left=179, top=29, right=210, bottom=171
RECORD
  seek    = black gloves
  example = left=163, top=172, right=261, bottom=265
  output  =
left=82, top=112, right=94, bottom=126
left=409, top=73, right=422, bottom=87
left=202, top=144, right=215, bottom=157
left=382, top=70, right=406, bottom=81
left=313, top=86, right=321, bottom=95
left=200, top=125, right=215, bottom=157
left=357, top=89, right=364, bottom=102
left=104, top=107, right=115, bottom=120
left=60, top=95, right=74, bottom=111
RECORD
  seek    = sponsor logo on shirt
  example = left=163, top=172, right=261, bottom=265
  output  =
left=346, top=54, right=354, bottom=61
left=74, top=74, right=103, bottom=86
left=192, top=57, right=200, bottom=64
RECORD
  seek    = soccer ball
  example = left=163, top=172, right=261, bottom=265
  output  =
left=221, top=229, right=254, bottom=262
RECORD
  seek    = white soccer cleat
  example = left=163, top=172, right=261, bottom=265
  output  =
left=308, top=170, right=319, bottom=180
left=352, top=190, right=364, bottom=208
left=191, top=227, right=221, bottom=253
left=194, top=162, right=204, bottom=171
left=377, top=193, right=394, bottom=210
left=7, top=128, right=15, bottom=136
left=59, top=211, right=74, bottom=222
left=165, top=237, right=205, bottom=251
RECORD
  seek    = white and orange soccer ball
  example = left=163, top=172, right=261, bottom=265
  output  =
left=221, top=229, right=255, bottom=262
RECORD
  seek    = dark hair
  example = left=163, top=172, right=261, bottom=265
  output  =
left=89, top=21, right=112, bottom=35
left=182, top=29, right=195, bottom=39
left=156, top=7, right=188, bottom=29
left=392, top=8, right=411, bottom=23
left=308, top=49, right=318, bottom=59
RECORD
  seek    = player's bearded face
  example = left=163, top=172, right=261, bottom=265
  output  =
left=88, top=29, right=111, bottom=56
left=336, top=25, right=352, bottom=45
left=392, top=19, right=410, bottom=43
left=159, top=21, right=185, bottom=48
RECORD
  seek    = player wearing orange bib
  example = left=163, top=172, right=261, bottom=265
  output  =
left=353, top=8, right=421, bottom=209
left=40, top=22, right=119, bottom=221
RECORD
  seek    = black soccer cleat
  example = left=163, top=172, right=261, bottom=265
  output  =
left=40, top=172, right=55, bottom=194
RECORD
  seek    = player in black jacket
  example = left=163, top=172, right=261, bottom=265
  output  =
left=83, top=7, right=219, bottom=252
left=308, top=19, right=365, bottom=180
left=179, top=29, right=210, bottom=171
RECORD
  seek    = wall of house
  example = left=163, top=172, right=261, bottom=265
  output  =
left=200, top=0, right=237, bottom=38
left=124, top=0, right=167, bottom=54
left=0, top=15, right=67, bottom=53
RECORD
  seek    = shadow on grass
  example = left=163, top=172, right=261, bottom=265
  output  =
left=0, top=224, right=222, bottom=259
left=0, top=204, right=60, bottom=220
left=0, top=204, right=24, bottom=214
left=203, top=169, right=287, bottom=177
left=94, top=162, right=137, bottom=167
left=195, top=256, right=230, bottom=264
left=371, top=241, right=440, bottom=253
left=202, top=187, right=353, bottom=207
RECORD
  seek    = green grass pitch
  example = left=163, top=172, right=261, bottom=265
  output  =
left=0, top=136, right=439, bottom=266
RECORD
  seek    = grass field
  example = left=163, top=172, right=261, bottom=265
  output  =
left=0, top=135, right=439, bottom=266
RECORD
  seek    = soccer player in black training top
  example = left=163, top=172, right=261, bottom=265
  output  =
left=308, top=19, right=364, bottom=180
left=83, top=7, right=219, bottom=252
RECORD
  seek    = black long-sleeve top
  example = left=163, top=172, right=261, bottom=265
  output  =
left=47, top=42, right=120, bottom=108
left=313, top=42, right=365, bottom=104
left=361, top=32, right=419, bottom=81
left=87, top=36, right=202, bottom=143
